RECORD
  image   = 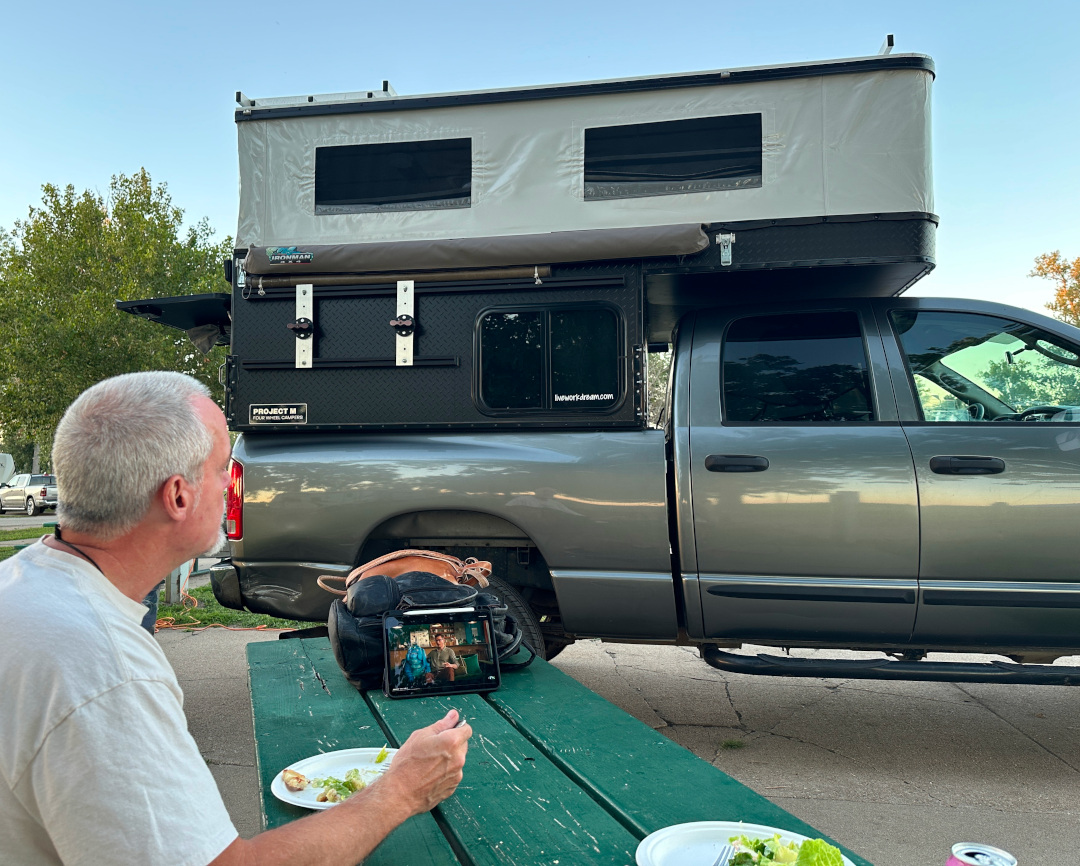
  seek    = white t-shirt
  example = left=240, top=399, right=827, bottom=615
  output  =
left=0, top=541, right=239, bottom=865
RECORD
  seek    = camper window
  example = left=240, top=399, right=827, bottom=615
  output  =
left=478, top=307, right=620, bottom=412
left=314, top=138, right=472, bottom=213
left=584, top=113, right=762, bottom=200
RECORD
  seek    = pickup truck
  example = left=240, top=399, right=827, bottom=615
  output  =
left=0, top=474, right=58, bottom=516
left=212, top=295, right=1080, bottom=683
left=120, top=54, right=1080, bottom=683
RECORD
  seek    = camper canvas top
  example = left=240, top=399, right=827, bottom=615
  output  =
left=235, top=52, right=934, bottom=276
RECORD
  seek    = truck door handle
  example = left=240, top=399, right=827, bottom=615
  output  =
left=705, top=454, right=770, bottom=472
left=928, top=456, right=1006, bottom=475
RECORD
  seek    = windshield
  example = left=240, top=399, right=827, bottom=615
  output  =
left=891, top=309, right=1080, bottom=420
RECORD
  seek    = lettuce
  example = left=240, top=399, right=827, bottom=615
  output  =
left=727, top=833, right=842, bottom=866
left=794, top=839, right=844, bottom=866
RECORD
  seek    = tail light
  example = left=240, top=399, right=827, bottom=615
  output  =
left=39, top=487, right=47, bottom=498
left=226, top=458, right=244, bottom=539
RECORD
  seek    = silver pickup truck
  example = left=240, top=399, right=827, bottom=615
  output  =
left=0, top=474, right=57, bottom=516
left=213, top=295, right=1080, bottom=683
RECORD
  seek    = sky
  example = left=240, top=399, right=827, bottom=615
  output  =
left=1, top=0, right=1077, bottom=316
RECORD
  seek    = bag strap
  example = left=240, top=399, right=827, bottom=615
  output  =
left=500, top=638, right=537, bottom=670
left=345, top=549, right=493, bottom=588
left=316, top=574, right=348, bottom=596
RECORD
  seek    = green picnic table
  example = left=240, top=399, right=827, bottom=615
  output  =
left=247, top=638, right=872, bottom=866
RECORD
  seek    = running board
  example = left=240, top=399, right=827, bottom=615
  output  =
left=700, top=645, right=1080, bottom=685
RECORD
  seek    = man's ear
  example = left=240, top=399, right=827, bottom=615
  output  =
left=160, top=475, right=194, bottom=521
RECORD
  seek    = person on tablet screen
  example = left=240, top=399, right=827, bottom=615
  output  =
left=400, top=641, right=434, bottom=686
left=428, top=633, right=459, bottom=682
left=0, top=371, right=472, bottom=866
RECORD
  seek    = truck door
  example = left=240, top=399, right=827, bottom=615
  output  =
left=685, top=304, right=920, bottom=643
left=876, top=299, right=1080, bottom=650
left=2, top=475, right=27, bottom=511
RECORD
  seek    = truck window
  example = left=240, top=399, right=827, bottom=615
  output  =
left=889, top=310, right=1080, bottom=421
left=721, top=311, right=875, bottom=423
left=314, top=138, right=472, bottom=213
left=584, top=114, right=762, bottom=200
left=478, top=307, right=620, bottom=412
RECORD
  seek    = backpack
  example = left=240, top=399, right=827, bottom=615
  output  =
left=326, top=569, right=533, bottom=693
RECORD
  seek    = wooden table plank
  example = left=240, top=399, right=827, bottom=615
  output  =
left=487, top=653, right=873, bottom=866
left=368, top=687, right=642, bottom=866
left=247, top=640, right=460, bottom=866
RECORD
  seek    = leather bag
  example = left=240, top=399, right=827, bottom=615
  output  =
left=317, top=549, right=492, bottom=598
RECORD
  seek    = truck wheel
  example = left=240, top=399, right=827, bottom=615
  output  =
left=25, top=498, right=37, bottom=516
left=485, top=574, right=550, bottom=661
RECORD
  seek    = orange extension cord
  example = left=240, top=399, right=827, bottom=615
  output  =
left=153, top=562, right=296, bottom=633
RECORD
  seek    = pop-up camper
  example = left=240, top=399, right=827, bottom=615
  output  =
left=121, top=51, right=935, bottom=431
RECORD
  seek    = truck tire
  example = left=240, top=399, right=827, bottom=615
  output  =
left=25, top=498, right=37, bottom=517
left=486, top=574, right=550, bottom=661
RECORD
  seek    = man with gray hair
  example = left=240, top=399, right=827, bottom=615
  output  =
left=0, top=371, right=471, bottom=865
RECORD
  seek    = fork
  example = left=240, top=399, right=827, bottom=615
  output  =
left=710, top=843, right=736, bottom=866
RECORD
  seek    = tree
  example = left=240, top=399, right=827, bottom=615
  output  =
left=646, top=348, right=672, bottom=426
left=1031, top=251, right=1080, bottom=327
left=0, top=170, right=232, bottom=460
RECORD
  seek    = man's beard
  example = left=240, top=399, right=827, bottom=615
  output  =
left=201, top=526, right=228, bottom=559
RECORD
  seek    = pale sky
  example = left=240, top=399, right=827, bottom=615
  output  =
left=2, top=0, right=1077, bottom=315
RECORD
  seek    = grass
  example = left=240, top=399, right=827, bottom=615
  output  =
left=156, top=584, right=308, bottom=631
left=0, top=547, right=15, bottom=562
left=721, top=739, right=746, bottom=750
left=0, top=527, right=52, bottom=542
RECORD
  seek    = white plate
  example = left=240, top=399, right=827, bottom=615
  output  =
left=270, top=747, right=398, bottom=811
left=635, top=821, right=855, bottom=866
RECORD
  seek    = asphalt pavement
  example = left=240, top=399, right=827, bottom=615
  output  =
left=160, top=619, right=1080, bottom=866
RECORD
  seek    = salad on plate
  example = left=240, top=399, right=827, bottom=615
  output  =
left=726, top=833, right=844, bottom=866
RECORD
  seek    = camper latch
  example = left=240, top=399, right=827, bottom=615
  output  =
left=294, top=284, right=314, bottom=369
left=396, top=280, right=415, bottom=367
left=715, top=232, right=736, bottom=266
left=390, top=314, right=415, bottom=336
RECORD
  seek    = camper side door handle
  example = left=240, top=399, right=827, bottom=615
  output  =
left=705, top=455, right=770, bottom=472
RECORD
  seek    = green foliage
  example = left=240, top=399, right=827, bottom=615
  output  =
left=0, top=435, right=36, bottom=473
left=982, top=357, right=1080, bottom=408
left=0, top=169, right=232, bottom=456
left=1031, top=251, right=1080, bottom=327
left=646, top=349, right=672, bottom=426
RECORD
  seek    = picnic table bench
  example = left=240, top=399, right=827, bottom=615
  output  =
left=247, top=638, right=872, bottom=866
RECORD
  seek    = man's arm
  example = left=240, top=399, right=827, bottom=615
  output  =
left=211, top=709, right=471, bottom=866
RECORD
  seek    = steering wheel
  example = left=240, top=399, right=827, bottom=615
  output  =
left=1018, top=405, right=1068, bottom=420
left=967, top=403, right=985, bottom=421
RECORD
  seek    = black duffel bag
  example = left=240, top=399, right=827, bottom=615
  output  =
left=328, top=570, right=533, bottom=692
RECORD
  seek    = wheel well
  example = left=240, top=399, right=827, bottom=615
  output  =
left=357, top=509, right=554, bottom=593
left=356, top=510, right=575, bottom=656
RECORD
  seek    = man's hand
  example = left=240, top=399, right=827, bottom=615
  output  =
left=377, top=709, right=471, bottom=816
left=213, top=710, right=473, bottom=866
